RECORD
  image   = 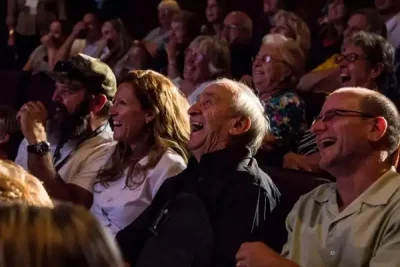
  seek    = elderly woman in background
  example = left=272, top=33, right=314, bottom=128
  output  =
left=143, top=0, right=181, bottom=51
left=91, top=70, right=190, bottom=237
left=0, top=204, right=124, bottom=267
left=0, top=160, right=52, bottom=207
left=271, top=10, right=311, bottom=57
left=201, top=0, right=227, bottom=37
left=253, top=34, right=308, bottom=161
left=23, top=20, right=69, bottom=72
left=177, top=35, right=231, bottom=100
left=154, top=11, right=201, bottom=79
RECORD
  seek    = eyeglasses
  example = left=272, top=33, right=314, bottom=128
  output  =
left=313, top=108, right=375, bottom=124
left=185, top=49, right=205, bottom=63
left=253, top=54, right=287, bottom=65
left=335, top=53, right=368, bottom=64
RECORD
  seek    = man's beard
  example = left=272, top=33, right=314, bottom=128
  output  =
left=48, top=98, right=91, bottom=145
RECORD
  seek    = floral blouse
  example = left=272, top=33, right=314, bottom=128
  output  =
left=263, top=90, right=308, bottom=152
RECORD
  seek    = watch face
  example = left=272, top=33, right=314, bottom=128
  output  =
left=37, top=142, right=50, bottom=154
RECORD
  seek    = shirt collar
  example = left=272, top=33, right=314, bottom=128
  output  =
left=314, top=167, right=400, bottom=206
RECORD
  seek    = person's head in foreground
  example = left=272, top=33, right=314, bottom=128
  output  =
left=0, top=160, right=52, bottom=206
left=311, top=87, right=400, bottom=177
left=253, top=33, right=305, bottom=101
left=337, top=31, right=395, bottom=92
left=0, top=203, right=124, bottom=267
left=49, top=54, right=116, bottom=141
left=188, top=78, right=269, bottom=160
left=221, top=11, right=253, bottom=46
left=97, top=70, right=190, bottom=187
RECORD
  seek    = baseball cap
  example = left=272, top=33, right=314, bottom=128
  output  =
left=48, top=54, right=117, bottom=100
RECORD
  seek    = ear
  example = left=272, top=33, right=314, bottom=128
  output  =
left=370, top=63, right=384, bottom=80
left=228, top=116, right=251, bottom=137
left=368, top=116, right=387, bottom=142
left=90, top=94, right=108, bottom=114
left=0, top=134, right=10, bottom=145
left=144, top=109, right=156, bottom=124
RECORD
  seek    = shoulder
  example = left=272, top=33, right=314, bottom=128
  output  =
left=153, top=149, right=187, bottom=176
left=31, top=45, right=46, bottom=58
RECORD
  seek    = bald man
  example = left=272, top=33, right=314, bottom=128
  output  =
left=222, top=11, right=255, bottom=79
left=236, top=87, right=400, bottom=267
left=116, top=79, right=280, bottom=267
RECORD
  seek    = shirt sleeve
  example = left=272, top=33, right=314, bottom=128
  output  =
left=370, top=212, right=400, bottom=267
left=15, top=138, right=28, bottom=171
left=67, top=144, right=112, bottom=192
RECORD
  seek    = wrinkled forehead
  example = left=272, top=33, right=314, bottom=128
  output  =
left=200, top=83, right=238, bottom=103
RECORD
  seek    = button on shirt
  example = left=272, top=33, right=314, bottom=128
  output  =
left=90, top=147, right=187, bottom=237
left=282, top=167, right=400, bottom=267
left=15, top=124, right=115, bottom=192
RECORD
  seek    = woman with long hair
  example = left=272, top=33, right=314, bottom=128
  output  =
left=91, top=70, right=190, bottom=236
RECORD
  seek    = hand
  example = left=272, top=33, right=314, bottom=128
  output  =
left=283, top=152, right=312, bottom=172
left=72, top=21, right=87, bottom=36
left=236, top=242, right=295, bottom=267
left=41, top=33, right=55, bottom=48
left=17, top=102, right=48, bottom=145
left=166, top=40, right=177, bottom=61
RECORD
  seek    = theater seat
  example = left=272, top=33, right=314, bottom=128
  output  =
left=298, top=92, right=328, bottom=127
left=260, top=166, right=332, bottom=252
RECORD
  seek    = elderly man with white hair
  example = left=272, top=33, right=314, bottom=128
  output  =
left=236, top=87, right=400, bottom=267
left=117, top=79, right=281, bottom=267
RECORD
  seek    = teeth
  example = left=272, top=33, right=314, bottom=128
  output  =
left=320, top=138, right=336, bottom=148
left=190, top=122, right=204, bottom=132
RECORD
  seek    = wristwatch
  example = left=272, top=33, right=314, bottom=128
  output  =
left=27, top=141, right=51, bottom=156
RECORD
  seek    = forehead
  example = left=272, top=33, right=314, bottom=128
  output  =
left=224, top=13, right=242, bottom=25
left=322, top=92, right=362, bottom=111
left=258, top=43, right=282, bottom=57
left=344, top=44, right=364, bottom=55
left=208, top=0, right=217, bottom=5
left=102, top=22, right=114, bottom=31
left=348, top=14, right=368, bottom=29
left=50, top=21, right=61, bottom=29
left=201, top=83, right=237, bottom=102
left=83, top=14, right=96, bottom=23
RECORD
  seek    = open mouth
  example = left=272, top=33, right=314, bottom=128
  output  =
left=190, top=122, right=204, bottom=133
left=319, top=137, right=337, bottom=149
left=113, top=120, right=122, bottom=127
left=340, top=71, right=351, bottom=84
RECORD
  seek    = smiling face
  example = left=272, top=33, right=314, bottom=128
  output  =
left=101, top=22, right=119, bottom=48
left=187, top=83, right=238, bottom=160
left=206, top=0, right=221, bottom=23
left=109, top=82, right=152, bottom=144
left=311, top=92, right=374, bottom=172
left=183, top=46, right=210, bottom=84
left=338, top=44, right=376, bottom=88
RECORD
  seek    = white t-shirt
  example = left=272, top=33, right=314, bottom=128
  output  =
left=90, top=146, right=187, bottom=237
left=386, top=12, right=400, bottom=49
left=15, top=124, right=116, bottom=192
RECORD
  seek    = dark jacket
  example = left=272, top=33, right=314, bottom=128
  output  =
left=116, top=146, right=280, bottom=267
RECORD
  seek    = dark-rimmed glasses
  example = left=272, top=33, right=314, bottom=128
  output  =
left=335, top=53, right=368, bottom=64
left=313, top=108, right=375, bottom=124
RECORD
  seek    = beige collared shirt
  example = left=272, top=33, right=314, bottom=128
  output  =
left=282, top=167, right=400, bottom=267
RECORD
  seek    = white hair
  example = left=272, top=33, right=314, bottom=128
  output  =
left=201, top=78, right=269, bottom=154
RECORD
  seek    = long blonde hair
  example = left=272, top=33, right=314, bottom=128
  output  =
left=0, top=204, right=124, bottom=267
left=96, top=70, right=190, bottom=189
left=0, top=160, right=52, bottom=207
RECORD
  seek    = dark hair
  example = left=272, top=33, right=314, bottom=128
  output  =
left=359, top=91, right=400, bottom=156
left=349, top=31, right=395, bottom=90
left=351, top=8, right=387, bottom=38
left=0, top=107, right=22, bottom=160
left=172, top=11, right=201, bottom=44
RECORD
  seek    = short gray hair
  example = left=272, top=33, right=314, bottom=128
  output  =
left=262, top=34, right=305, bottom=87
left=188, top=35, right=231, bottom=79
left=211, top=78, right=269, bottom=154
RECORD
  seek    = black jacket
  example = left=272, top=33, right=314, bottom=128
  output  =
left=116, top=146, right=281, bottom=267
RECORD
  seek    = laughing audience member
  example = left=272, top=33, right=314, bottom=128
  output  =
left=117, top=79, right=280, bottom=267
left=179, top=35, right=231, bottom=100
left=15, top=54, right=116, bottom=209
left=253, top=34, right=307, bottom=158
left=0, top=204, right=124, bottom=267
left=0, top=160, right=52, bottom=207
left=222, top=11, right=254, bottom=79
left=284, top=31, right=396, bottom=172
left=91, top=70, right=190, bottom=237
left=201, top=0, right=227, bottom=38
left=236, top=87, right=400, bottom=267
left=56, top=13, right=105, bottom=61
left=298, top=8, right=387, bottom=92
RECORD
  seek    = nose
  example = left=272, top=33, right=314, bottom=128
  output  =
left=52, top=88, right=61, bottom=103
left=188, top=101, right=201, bottom=116
left=109, top=103, right=117, bottom=116
left=310, top=118, right=327, bottom=135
